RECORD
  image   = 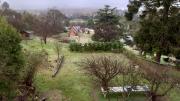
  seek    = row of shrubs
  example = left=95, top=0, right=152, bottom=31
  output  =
left=69, top=42, right=124, bottom=52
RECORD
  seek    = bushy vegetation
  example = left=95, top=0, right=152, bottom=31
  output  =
left=22, top=39, right=180, bottom=101
left=0, top=17, right=49, bottom=100
left=0, top=17, right=24, bottom=99
left=0, top=1, right=179, bottom=101
left=69, top=42, right=123, bottom=52
left=126, top=0, right=180, bottom=62
left=18, top=51, right=47, bottom=100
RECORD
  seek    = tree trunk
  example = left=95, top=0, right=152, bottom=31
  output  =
left=155, top=52, right=161, bottom=63
left=0, top=96, right=2, bottom=101
left=102, top=82, right=109, bottom=91
left=43, top=36, right=47, bottom=44
left=149, top=92, right=162, bottom=101
left=24, top=75, right=33, bottom=87
left=0, top=96, right=7, bottom=101
left=151, top=95, right=157, bottom=101
left=102, top=82, right=110, bottom=101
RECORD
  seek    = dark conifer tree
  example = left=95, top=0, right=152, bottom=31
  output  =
left=93, top=5, right=123, bottom=42
left=125, top=0, right=180, bottom=62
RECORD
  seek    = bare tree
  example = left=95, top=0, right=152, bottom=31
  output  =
left=21, top=11, right=39, bottom=31
left=1, top=9, right=24, bottom=31
left=46, top=9, right=67, bottom=34
left=54, top=42, right=62, bottom=59
left=16, top=51, right=48, bottom=100
left=0, top=1, right=23, bottom=31
left=35, top=9, right=67, bottom=44
left=80, top=55, right=127, bottom=91
left=132, top=57, right=180, bottom=101
left=34, top=15, right=49, bottom=44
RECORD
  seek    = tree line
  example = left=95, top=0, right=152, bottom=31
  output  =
left=91, top=1, right=179, bottom=65
left=0, top=1, right=69, bottom=44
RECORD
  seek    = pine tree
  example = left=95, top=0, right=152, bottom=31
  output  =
left=125, top=0, right=180, bottom=62
left=93, top=5, right=123, bottom=42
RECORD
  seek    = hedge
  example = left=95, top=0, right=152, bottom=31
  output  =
left=69, top=42, right=123, bottom=52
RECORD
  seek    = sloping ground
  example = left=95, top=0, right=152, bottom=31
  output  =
left=22, top=38, right=180, bottom=101
left=39, top=90, right=68, bottom=101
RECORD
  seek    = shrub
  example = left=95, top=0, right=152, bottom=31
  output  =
left=83, top=43, right=89, bottom=51
left=69, top=42, right=83, bottom=52
left=113, top=42, right=124, bottom=53
left=0, top=17, right=24, bottom=99
left=88, top=43, right=94, bottom=51
left=69, top=42, right=123, bottom=52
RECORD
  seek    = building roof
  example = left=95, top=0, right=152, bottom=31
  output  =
left=21, top=30, right=34, bottom=34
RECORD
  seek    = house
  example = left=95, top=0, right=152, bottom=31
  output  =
left=20, top=30, right=33, bottom=40
left=68, top=26, right=81, bottom=37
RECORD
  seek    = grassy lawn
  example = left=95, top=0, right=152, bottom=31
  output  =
left=21, top=38, right=180, bottom=101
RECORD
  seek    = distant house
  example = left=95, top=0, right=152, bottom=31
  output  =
left=20, top=30, right=33, bottom=40
left=68, top=26, right=81, bottom=37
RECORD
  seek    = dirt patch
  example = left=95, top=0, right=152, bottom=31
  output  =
left=39, top=90, right=68, bottom=101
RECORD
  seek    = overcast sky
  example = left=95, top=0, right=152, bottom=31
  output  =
left=3, top=0, right=129, bottom=10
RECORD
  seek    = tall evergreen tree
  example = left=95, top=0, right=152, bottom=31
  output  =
left=125, top=0, right=180, bottom=62
left=93, top=5, right=123, bottom=42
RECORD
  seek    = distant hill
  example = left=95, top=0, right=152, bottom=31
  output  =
left=60, top=8, right=97, bottom=18
left=17, top=8, right=125, bottom=18
left=60, top=8, right=125, bottom=18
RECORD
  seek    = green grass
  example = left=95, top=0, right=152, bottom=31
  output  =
left=22, top=38, right=180, bottom=101
left=169, top=89, right=180, bottom=101
left=21, top=38, right=55, bottom=54
left=22, top=38, right=95, bottom=101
